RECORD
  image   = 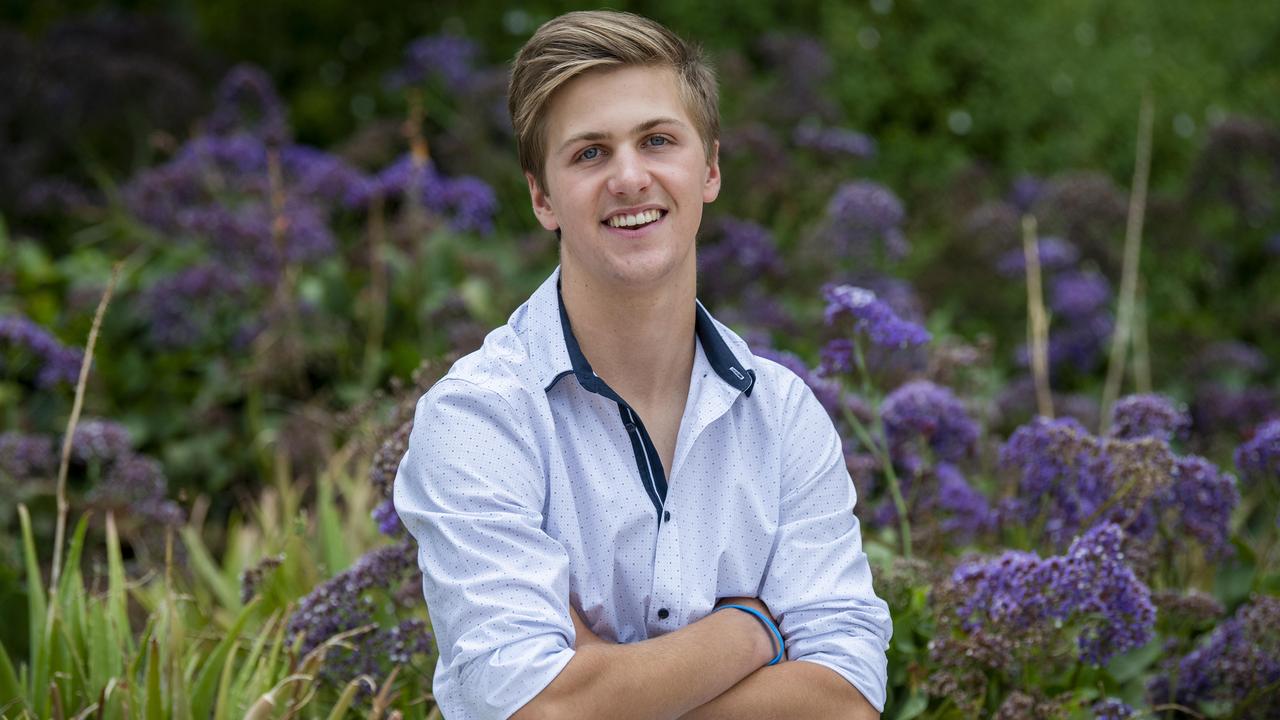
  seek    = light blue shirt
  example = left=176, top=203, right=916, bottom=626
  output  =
left=394, top=268, right=892, bottom=719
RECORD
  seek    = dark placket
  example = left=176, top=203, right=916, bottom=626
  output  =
left=552, top=283, right=755, bottom=523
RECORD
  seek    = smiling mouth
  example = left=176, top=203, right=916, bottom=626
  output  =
left=603, top=209, right=667, bottom=230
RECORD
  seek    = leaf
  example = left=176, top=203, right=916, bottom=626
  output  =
left=18, top=506, right=49, bottom=718
left=0, top=640, right=25, bottom=717
left=105, top=513, right=133, bottom=654
left=190, top=599, right=258, bottom=720
left=1108, top=637, right=1162, bottom=683
left=324, top=676, right=369, bottom=720
left=317, top=471, right=349, bottom=577
left=893, top=691, right=929, bottom=720
left=144, top=637, right=163, bottom=720
left=179, top=526, right=241, bottom=611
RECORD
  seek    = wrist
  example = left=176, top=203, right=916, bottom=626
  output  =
left=715, top=604, right=784, bottom=667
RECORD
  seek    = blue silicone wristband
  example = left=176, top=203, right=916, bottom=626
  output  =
left=716, top=604, right=785, bottom=666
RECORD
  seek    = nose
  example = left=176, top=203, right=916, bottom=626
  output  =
left=606, top=146, right=651, bottom=197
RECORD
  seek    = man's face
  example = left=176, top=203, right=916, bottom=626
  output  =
left=527, top=64, right=721, bottom=292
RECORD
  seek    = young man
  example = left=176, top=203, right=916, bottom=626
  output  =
left=394, top=11, right=891, bottom=719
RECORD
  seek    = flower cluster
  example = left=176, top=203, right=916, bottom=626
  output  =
left=950, top=522, right=1155, bottom=665
left=1148, top=595, right=1280, bottom=718
left=351, top=154, right=498, bottom=234
left=386, top=33, right=481, bottom=92
left=792, top=124, right=876, bottom=158
left=880, top=380, right=979, bottom=463
left=697, top=217, right=785, bottom=301
left=1235, top=418, right=1280, bottom=486
left=995, top=236, right=1080, bottom=278
left=825, top=181, right=910, bottom=262
left=822, top=284, right=931, bottom=354
left=1108, top=393, right=1191, bottom=442
left=286, top=541, right=431, bottom=688
left=1, top=314, right=85, bottom=387
left=0, top=432, right=56, bottom=480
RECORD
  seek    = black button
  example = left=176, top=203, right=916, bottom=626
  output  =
left=663, top=511, right=671, bottom=522
left=657, top=608, right=670, bottom=619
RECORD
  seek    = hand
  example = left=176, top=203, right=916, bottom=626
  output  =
left=569, top=605, right=609, bottom=648
left=715, top=596, right=784, bottom=664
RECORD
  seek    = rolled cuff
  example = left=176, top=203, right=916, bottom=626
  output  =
left=792, top=636, right=889, bottom=714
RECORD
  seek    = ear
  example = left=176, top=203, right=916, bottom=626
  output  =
left=702, top=140, right=722, bottom=204
left=525, top=171, right=559, bottom=232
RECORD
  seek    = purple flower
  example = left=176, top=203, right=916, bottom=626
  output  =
left=286, top=541, right=428, bottom=687
left=998, top=417, right=1110, bottom=547
left=437, top=174, right=498, bottom=234
left=1192, top=384, right=1277, bottom=438
left=1166, top=455, right=1238, bottom=557
left=822, top=284, right=931, bottom=350
left=995, top=236, right=1081, bottom=278
left=373, top=498, right=404, bottom=536
left=880, top=380, right=979, bottom=463
left=354, top=155, right=498, bottom=234
left=935, top=462, right=996, bottom=537
left=754, top=347, right=842, bottom=417
left=387, top=33, right=480, bottom=92
left=0, top=432, right=56, bottom=480
left=1149, top=595, right=1280, bottom=717
left=1109, top=393, right=1191, bottom=442
left=1007, top=174, right=1044, bottom=213
left=792, top=124, right=876, bottom=158
left=1050, top=269, right=1111, bottom=320
left=206, top=64, right=289, bottom=145
left=0, top=314, right=84, bottom=387
left=825, top=181, right=909, bottom=260
left=85, top=453, right=184, bottom=526
left=1235, top=419, right=1280, bottom=486
left=1091, top=698, right=1135, bottom=719
left=139, top=263, right=245, bottom=349
left=1191, top=340, right=1270, bottom=377
left=698, top=217, right=785, bottom=299
left=951, top=522, right=1154, bottom=665
left=70, top=418, right=133, bottom=465
left=281, top=145, right=372, bottom=207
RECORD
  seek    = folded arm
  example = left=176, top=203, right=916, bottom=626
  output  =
left=680, top=378, right=894, bottom=718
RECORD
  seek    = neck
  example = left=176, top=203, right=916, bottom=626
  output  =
left=559, top=262, right=697, bottom=408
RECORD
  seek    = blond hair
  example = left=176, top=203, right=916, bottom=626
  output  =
left=508, top=10, right=719, bottom=193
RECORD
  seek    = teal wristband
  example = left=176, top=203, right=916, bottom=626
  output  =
left=716, top=604, right=785, bottom=666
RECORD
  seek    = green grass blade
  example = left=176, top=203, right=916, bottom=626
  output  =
left=105, top=514, right=132, bottom=654
left=178, top=526, right=240, bottom=611
left=0, top=640, right=25, bottom=716
left=17, top=506, right=48, bottom=718
left=211, top=643, right=240, bottom=720
left=144, top=637, right=162, bottom=720
left=190, top=598, right=258, bottom=720
left=317, top=471, right=349, bottom=576
left=324, top=676, right=368, bottom=720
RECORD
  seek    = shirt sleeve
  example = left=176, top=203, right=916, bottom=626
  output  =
left=393, top=378, right=576, bottom=720
left=758, top=380, right=893, bottom=713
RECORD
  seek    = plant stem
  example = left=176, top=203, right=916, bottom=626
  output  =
left=847, top=336, right=913, bottom=558
left=1021, top=214, right=1054, bottom=418
left=1100, top=92, right=1155, bottom=433
left=51, top=261, right=123, bottom=591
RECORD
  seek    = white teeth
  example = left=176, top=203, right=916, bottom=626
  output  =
left=607, top=209, right=662, bottom=228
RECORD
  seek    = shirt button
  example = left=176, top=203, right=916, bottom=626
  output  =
left=663, top=511, right=671, bottom=522
left=657, top=608, right=670, bottom=620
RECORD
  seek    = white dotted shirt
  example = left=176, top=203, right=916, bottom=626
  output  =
left=394, top=267, right=892, bottom=719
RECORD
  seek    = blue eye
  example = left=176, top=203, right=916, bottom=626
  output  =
left=648, top=135, right=669, bottom=147
left=579, top=147, right=600, bottom=161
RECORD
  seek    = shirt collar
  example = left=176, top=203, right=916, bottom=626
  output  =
left=518, top=267, right=755, bottom=397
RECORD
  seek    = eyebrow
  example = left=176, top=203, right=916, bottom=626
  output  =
left=556, top=117, right=688, bottom=155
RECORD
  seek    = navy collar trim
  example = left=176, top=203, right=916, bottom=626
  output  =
left=547, top=281, right=755, bottom=397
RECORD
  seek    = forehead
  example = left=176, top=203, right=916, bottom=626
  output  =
left=544, top=64, right=693, bottom=146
